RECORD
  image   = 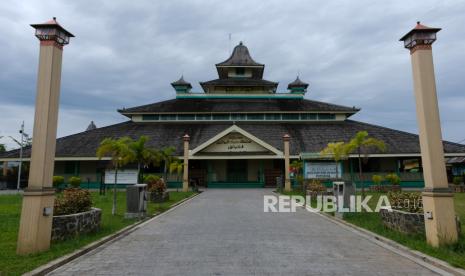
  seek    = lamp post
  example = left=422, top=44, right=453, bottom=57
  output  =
left=400, top=22, right=458, bottom=246
left=16, top=18, right=73, bottom=255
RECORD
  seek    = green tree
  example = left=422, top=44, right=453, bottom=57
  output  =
left=290, top=160, right=304, bottom=190
left=320, top=142, right=348, bottom=181
left=345, top=131, right=386, bottom=198
left=169, top=160, right=184, bottom=181
left=128, top=136, right=160, bottom=183
left=159, top=146, right=176, bottom=177
left=96, top=137, right=134, bottom=215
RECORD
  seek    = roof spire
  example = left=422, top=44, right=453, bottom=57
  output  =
left=288, top=76, right=309, bottom=94
left=86, top=121, right=97, bottom=131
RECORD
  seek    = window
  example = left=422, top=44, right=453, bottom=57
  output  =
left=265, top=113, right=281, bottom=120
left=247, top=114, right=264, bottom=120
left=196, top=114, right=211, bottom=120
left=235, top=68, right=245, bottom=75
left=282, top=114, right=299, bottom=120
left=300, top=113, right=317, bottom=120
left=318, top=113, right=336, bottom=120
left=231, top=113, right=246, bottom=120
left=142, top=115, right=159, bottom=121
left=212, top=114, right=230, bottom=120
left=160, top=114, right=177, bottom=120
left=177, top=114, right=195, bottom=120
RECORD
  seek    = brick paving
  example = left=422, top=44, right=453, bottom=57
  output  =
left=49, top=189, right=438, bottom=275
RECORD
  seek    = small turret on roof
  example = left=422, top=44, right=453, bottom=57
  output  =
left=215, top=42, right=264, bottom=79
left=287, top=76, right=309, bottom=94
left=86, top=121, right=97, bottom=131
left=171, top=76, right=192, bottom=93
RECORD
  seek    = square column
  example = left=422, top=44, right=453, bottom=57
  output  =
left=17, top=18, right=73, bottom=255
left=283, top=134, right=291, bottom=192
left=400, top=22, right=458, bottom=246
left=182, top=134, right=190, bottom=192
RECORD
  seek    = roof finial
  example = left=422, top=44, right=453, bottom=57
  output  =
left=417, top=21, right=420, bottom=25
left=239, top=41, right=243, bottom=46
left=53, top=17, right=56, bottom=21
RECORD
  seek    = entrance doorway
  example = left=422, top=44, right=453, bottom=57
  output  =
left=227, top=159, right=248, bottom=182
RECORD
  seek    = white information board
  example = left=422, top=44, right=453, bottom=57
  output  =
left=104, top=169, right=138, bottom=184
left=305, top=162, right=341, bottom=179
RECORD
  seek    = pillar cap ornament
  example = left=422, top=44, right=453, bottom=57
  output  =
left=183, top=134, right=190, bottom=141
left=283, top=134, right=290, bottom=141
left=31, top=17, right=74, bottom=47
left=400, top=21, right=441, bottom=53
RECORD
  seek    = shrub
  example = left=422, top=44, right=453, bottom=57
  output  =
left=144, top=174, right=166, bottom=194
left=372, top=175, right=383, bottom=185
left=68, top=176, right=81, bottom=188
left=307, top=179, right=326, bottom=192
left=53, top=176, right=65, bottom=188
left=385, top=173, right=401, bottom=185
left=453, top=176, right=462, bottom=185
left=388, top=191, right=423, bottom=213
left=54, top=188, right=92, bottom=215
left=143, top=174, right=160, bottom=185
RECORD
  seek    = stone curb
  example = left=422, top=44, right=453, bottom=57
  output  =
left=25, top=192, right=202, bottom=276
left=272, top=191, right=465, bottom=275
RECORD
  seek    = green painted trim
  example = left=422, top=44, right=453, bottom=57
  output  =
left=167, top=181, right=182, bottom=188
left=176, top=95, right=303, bottom=99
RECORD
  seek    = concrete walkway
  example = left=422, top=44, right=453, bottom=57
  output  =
left=49, top=189, right=438, bottom=275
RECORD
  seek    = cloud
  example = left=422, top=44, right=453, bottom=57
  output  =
left=0, top=0, right=464, bottom=148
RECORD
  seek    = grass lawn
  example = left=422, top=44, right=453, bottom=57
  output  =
left=0, top=190, right=195, bottom=275
left=343, top=192, right=465, bottom=269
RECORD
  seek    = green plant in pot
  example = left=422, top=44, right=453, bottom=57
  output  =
left=452, top=176, right=462, bottom=185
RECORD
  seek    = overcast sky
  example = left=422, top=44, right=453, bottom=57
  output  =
left=1, top=0, right=464, bottom=149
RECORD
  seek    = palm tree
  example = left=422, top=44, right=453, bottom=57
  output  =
left=320, top=142, right=348, bottom=181
left=345, top=131, right=386, bottom=198
left=128, top=136, right=160, bottom=183
left=159, top=146, right=176, bottom=178
left=169, top=160, right=184, bottom=181
left=96, top=137, right=134, bottom=215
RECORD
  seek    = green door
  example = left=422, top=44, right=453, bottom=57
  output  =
left=227, top=160, right=248, bottom=182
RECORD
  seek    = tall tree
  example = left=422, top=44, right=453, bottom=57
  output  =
left=159, top=146, right=176, bottom=177
left=96, top=137, right=134, bottom=215
left=128, top=136, right=160, bottom=183
left=169, top=160, right=184, bottom=181
left=345, top=131, right=386, bottom=198
left=320, top=142, right=348, bottom=181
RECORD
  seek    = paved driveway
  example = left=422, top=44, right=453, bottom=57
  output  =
left=49, top=189, right=439, bottom=275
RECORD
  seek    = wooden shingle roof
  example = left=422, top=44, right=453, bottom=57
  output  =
left=119, top=98, right=358, bottom=114
left=2, top=120, right=465, bottom=159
